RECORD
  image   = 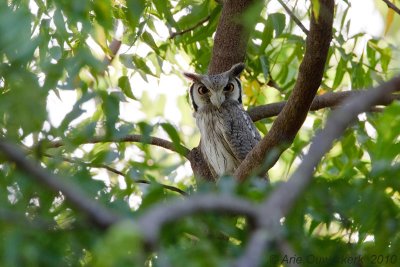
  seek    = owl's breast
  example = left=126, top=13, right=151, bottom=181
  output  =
left=195, top=109, right=240, bottom=177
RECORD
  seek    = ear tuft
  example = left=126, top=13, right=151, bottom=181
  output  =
left=183, top=72, right=202, bottom=83
left=229, top=63, right=245, bottom=77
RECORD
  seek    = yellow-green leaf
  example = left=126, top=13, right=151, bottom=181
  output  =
left=384, top=1, right=395, bottom=35
left=311, top=0, right=320, bottom=21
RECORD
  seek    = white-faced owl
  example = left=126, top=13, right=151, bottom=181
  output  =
left=184, top=63, right=261, bottom=178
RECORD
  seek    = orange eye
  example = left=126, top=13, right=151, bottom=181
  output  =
left=223, top=83, right=234, bottom=92
left=198, top=85, right=209, bottom=95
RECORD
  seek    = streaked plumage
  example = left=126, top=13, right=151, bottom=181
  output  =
left=184, top=63, right=261, bottom=178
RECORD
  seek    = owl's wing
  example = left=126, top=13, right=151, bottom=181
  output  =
left=223, top=102, right=261, bottom=161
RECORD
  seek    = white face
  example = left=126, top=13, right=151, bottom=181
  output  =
left=184, top=63, right=245, bottom=112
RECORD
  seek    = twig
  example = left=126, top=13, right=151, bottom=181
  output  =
left=0, top=140, right=120, bottom=229
left=48, top=134, right=191, bottom=159
left=276, top=0, right=309, bottom=35
left=381, top=0, right=400, bottom=15
left=103, top=38, right=122, bottom=67
left=248, top=92, right=400, bottom=122
left=41, top=152, right=188, bottom=196
left=103, top=20, right=123, bottom=68
left=169, top=15, right=211, bottom=39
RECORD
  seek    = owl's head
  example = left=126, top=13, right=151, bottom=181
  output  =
left=184, top=63, right=245, bottom=112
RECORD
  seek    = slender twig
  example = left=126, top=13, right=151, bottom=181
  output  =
left=276, top=0, right=309, bottom=35
left=103, top=38, right=122, bottom=67
left=48, top=134, right=191, bottom=159
left=169, top=15, right=211, bottom=39
left=0, top=140, right=120, bottom=229
left=381, top=0, right=400, bottom=15
left=103, top=20, right=123, bottom=67
left=41, top=152, right=188, bottom=196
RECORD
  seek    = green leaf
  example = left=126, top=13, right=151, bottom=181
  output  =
left=380, top=47, right=391, bottom=72
left=270, top=12, right=286, bottom=37
left=366, top=40, right=377, bottom=67
left=101, top=92, right=120, bottom=137
left=311, top=0, right=321, bottom=20
left=141, top=31, right=158, bottom=51
left=160, top=123, right=187, bottom=156
left=332, top=58, right=346, bottom=89
left=118, top=76, right=137, bottom=100
left=92, top=0, right=113, bottom=30
left=126, top=0, right=146, bottom=30
left=259, top=55, right=270, bottom=80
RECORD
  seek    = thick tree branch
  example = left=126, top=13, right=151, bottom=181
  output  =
left=0, top=140, right=120, bottom=229
left=235, top=0, right=335, bottom=181
left=208, top=0, right=259, bottom=74
left=49, top=134, right=190, bottom=159
left=248, top=91, right=400, bottom=121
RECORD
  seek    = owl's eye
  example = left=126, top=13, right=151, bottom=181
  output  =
left=198, top=85, right=209, bottom=95
left=223, top=83, right=234, bottom=92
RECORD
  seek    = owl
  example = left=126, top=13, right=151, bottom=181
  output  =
left=184, top=63, right=261, bottom=179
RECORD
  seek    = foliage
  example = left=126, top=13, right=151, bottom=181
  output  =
left=0, top=0, right=399, bottom=266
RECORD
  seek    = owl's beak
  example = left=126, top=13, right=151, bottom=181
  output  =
left=210, top=93, right=225, bottom=109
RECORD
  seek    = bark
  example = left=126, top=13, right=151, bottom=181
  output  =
left=208, top=0, right=258, bottom=74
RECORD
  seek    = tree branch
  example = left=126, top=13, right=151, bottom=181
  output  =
left=0, top=140, right=120, bottom=229
left=276, top=0, right=309, bottom=35
left=248, top=91, right=400, bottom=122
left=48, top=134, right=191, bottom=159
left=381, top=0, right=400, bottom=15
left=235, top=0, right=335, bottom=181
left=102, top=20, right=123, bottom=68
